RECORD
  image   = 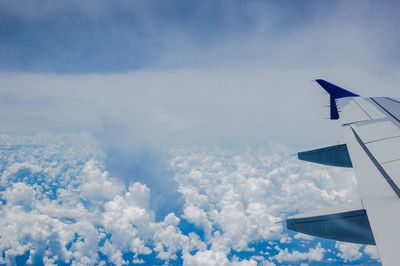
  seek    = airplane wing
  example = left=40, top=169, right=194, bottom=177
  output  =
left=286, top=80, right=400, bottom=265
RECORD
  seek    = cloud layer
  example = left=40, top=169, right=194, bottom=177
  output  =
left=0, top=133, right=380, bottom=265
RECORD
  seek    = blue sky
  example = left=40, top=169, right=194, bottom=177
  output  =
left=1, top=0, right=314, bottom=72
left=0, top=0, right=399, bottom=72
left=0, top=0, right=399, bottom=265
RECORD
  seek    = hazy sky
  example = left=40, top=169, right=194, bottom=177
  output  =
left=0, top=0, right=399, bottom=148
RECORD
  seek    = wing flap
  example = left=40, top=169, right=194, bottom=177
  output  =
left=286, top=201, right=375, bottom=245
left=298, top=144, right=353, bottom=168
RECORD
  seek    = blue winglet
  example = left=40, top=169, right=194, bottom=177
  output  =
left=315, top=79, right=359, bottom=120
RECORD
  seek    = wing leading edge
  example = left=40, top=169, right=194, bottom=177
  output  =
left=287, top=80, right=400, bottom=266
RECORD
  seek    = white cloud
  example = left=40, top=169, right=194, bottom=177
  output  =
left=183, top=205, right=212, bottom=239
left=79, top=160, right=124, bottom=203
left=273, top=243, right=325, bottom=263
left=294, top=233, right=314, bottom=241
left=279, top=234, right=292, bottom=244
left=335, top=242, right=362, bottom=262
left=1, top=68, right=399, bottom=151
left=2, top=182, right=36, bottom=210
left=1, top=162, right=42, bottom=186
left=0, top=203, right=99, bottom=265
left=364, top=245, right=380, bottom=260
left=101, top=182, right=154, bottom=250
left=183, top=250, right=229, bottom=266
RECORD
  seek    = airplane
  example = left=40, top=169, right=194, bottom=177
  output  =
left=286, top=80, right=400, bottom=265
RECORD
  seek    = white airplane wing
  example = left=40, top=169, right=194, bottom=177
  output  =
left=286, top=80, right=400, bottom=265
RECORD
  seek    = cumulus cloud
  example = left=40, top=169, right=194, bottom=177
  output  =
left=170, top=142, right=359, bottom=255
left=0, top=134, right=207, bottom=265
left=364, top=245, right=380, bottom=260
left=2, top=182, right=36, bottom=210
left=335, top=242, right=362, bottom=262
left=183, top=205, right=212, bottom=239
left=80, top=160, right=124, bottom=203
left=183, top=250, right=229, bottom=266
left=273, top=243, right=325, bottom=263
left=294, top=233, right=314, bottom=241
left=183, top=250, right=259, bottom=266
left=0, top=132, right=383, bottom=265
